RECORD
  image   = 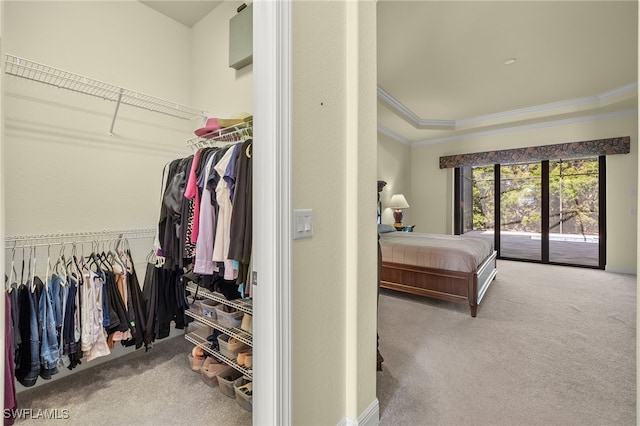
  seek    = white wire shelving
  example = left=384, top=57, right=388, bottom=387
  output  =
left=186, top=119, right=253, bottom=149
left=4, top=228, right=156, bottom=248
left=4, top=54, right=208, bottom=134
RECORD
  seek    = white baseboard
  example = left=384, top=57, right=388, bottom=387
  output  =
left=338, top=399, right=380, bottom=426
left=605, top=265, right=637, bottom=275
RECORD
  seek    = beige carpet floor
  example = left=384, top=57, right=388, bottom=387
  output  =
left=13, top=334, right=252, bottom=426
left=377, top=260, right=636, bottom=426
left=11, top=260, right=635, bottom=425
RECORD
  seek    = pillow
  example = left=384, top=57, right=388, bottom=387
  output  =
left=377, top=224, right=396, bottom=234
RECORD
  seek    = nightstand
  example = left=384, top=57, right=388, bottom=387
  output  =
left=395, top=225, right=415, bottom=232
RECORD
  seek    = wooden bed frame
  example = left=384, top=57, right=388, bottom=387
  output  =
left=380, top=250, right=497, bottom=317
left=376, top=180, right=497, bottom=317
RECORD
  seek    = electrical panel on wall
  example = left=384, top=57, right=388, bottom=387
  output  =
left=229, top=3, right=253, bottom=70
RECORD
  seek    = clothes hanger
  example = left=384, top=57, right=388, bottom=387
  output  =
left=109, top=238, right=127, bottom=272
left=88, top=240, right=101, bottom=273
left=69, top=242, right=82, bottom=284
left=29, top=245, right=36, bottom=293
left=146, top=248, right=156, bottom=265
left=98, top=239, right=113, bottom=272
left=68, top=242, right=77, bottom=271
left=20, top=245, right=26, bottom=287
left=6, top=246, right=17, bottom=293
left=105, top=238, right=117, bottom=265
left=55, top=243, right=69, bottom=285
left=45, top=244, right=52, bottom=289
left=117, top=237, right=132, bottom=271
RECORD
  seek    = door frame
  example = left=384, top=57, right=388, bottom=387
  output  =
left=252, top=1, right=293, bottom=424
left=455, top=158, right=606, bottom=269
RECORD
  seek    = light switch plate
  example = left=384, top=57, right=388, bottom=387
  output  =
left=293, top=209, right=313, bottom=239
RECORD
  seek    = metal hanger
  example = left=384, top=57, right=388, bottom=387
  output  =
left=6, top=246, right=17, bottom=292
left=29, top=245, right=36, bottom=293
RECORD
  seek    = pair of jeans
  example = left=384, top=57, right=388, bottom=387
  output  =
left=16, top=281, right=41, bottom=387
left=39, top=277, right=60, bottom=374
left=50, top=274, right=65, bottom=328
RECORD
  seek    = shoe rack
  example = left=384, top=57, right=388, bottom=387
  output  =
left=184, top=283, right=253, bottom=378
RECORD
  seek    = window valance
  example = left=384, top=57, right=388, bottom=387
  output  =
left=439, top=136, right=630, bottom=169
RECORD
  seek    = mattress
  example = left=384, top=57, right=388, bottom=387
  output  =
left=379, top=232, right=494, bottom=273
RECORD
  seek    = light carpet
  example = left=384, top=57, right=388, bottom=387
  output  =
left=377, top=260, right=636, bottom=426
left=13, top=335, right=252, bottom=426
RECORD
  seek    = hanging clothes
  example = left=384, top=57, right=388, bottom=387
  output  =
left=5, top=285, right=17, bottom=426
left=80, top=268, right=110, bottom=363
left=7, top=240, right=151, bottom=387
left=37, top=275, right=60, bottom=378
left=194, top=149, right=220, bottom=275
left=62, top=272, right=82, bottom=370
left=156, top=135, right=254, bottom=300
left=212, top=144, right=239, bottom=280
left=142, top=260, right=159, bottom=349
left=229, top=139, right=253, bottom=291
left=185, top=149, right=204, bottom=244
left=15, top=280, right=40, bottom=387
left=158, top=157, right=192, bottom=269
left=121, top=250, right=147, bottom=350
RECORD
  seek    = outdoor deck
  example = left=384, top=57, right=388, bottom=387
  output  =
left=466, top=230, right=599, bottom=267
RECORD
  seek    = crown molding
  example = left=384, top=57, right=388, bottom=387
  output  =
left=412, top=109, right=638, bottom=147
left=377, top=82, right=638, bottom=133
left=457, top=82, right=638, bottom=128
left=377, top=124, right=412, bottom=145
left=377, top=86, right=455, bottom=129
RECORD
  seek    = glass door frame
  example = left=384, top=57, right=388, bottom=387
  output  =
left=454, top=156, right=606, bottom=269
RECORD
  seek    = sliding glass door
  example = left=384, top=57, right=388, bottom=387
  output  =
left=548, top=158, right=601, bottom=266
left=456, top=156, right=605, bottom=268
left=499, top=163, right=542, bottom=261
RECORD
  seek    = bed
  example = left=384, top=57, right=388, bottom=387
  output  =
left=378, top=226, right=497, bottom=317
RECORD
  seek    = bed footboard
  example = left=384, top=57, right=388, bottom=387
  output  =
left=380, top=251, right=497, bottom=317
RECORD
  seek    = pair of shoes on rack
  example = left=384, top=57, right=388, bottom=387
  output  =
left=240, top=314, right=252, bottom=334
left=202, top=357, right=227, bottom=375
left=237, top=350, right=252, bottom=368
left=190, top=347, right=205, bottom=371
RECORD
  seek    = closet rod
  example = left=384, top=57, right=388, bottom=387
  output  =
left=4, top=228, right=155, bottom=244
left=4, top=54, right=208, bottom=133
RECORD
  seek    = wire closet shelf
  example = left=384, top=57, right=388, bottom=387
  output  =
left=4, top=228, right=156, bottom=249
left=186, top=119, right=253, bottom=149
left=3, top=54, right=207, bottom=122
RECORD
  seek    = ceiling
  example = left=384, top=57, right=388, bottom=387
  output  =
left=139, top=1, right=222, bottom=27
left=377, top=1, right=638, bottom=145
left=138, top=1, right=638, bottom=145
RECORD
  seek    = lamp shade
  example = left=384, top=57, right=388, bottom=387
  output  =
left=388, top=194, right=409, bottom=209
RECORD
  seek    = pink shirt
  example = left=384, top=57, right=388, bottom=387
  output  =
left=184, top=149, right=202, bottom=244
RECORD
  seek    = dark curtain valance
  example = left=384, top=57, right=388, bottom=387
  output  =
left=439, top=136, right=630, bottom=169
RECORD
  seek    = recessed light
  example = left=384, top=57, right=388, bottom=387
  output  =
left=504, top=57, right=517, bottom=65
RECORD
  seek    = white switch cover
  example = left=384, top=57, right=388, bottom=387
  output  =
left=293, top=209, right=313, bottom=239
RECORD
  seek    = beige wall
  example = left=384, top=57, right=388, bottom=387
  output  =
left=409, top=114, right=638, bottom=273
left=292, top=1, right=378, bottom=424
left=3, top=1, right=193, bottom=271
left=377, top=132, right=412, bottom=225
left=2, top=0, right=199, bottom=390
left=191, top=1, right=253, bottom=117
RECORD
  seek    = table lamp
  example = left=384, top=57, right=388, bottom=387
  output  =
left=388, top=194, right=409, bottom=227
